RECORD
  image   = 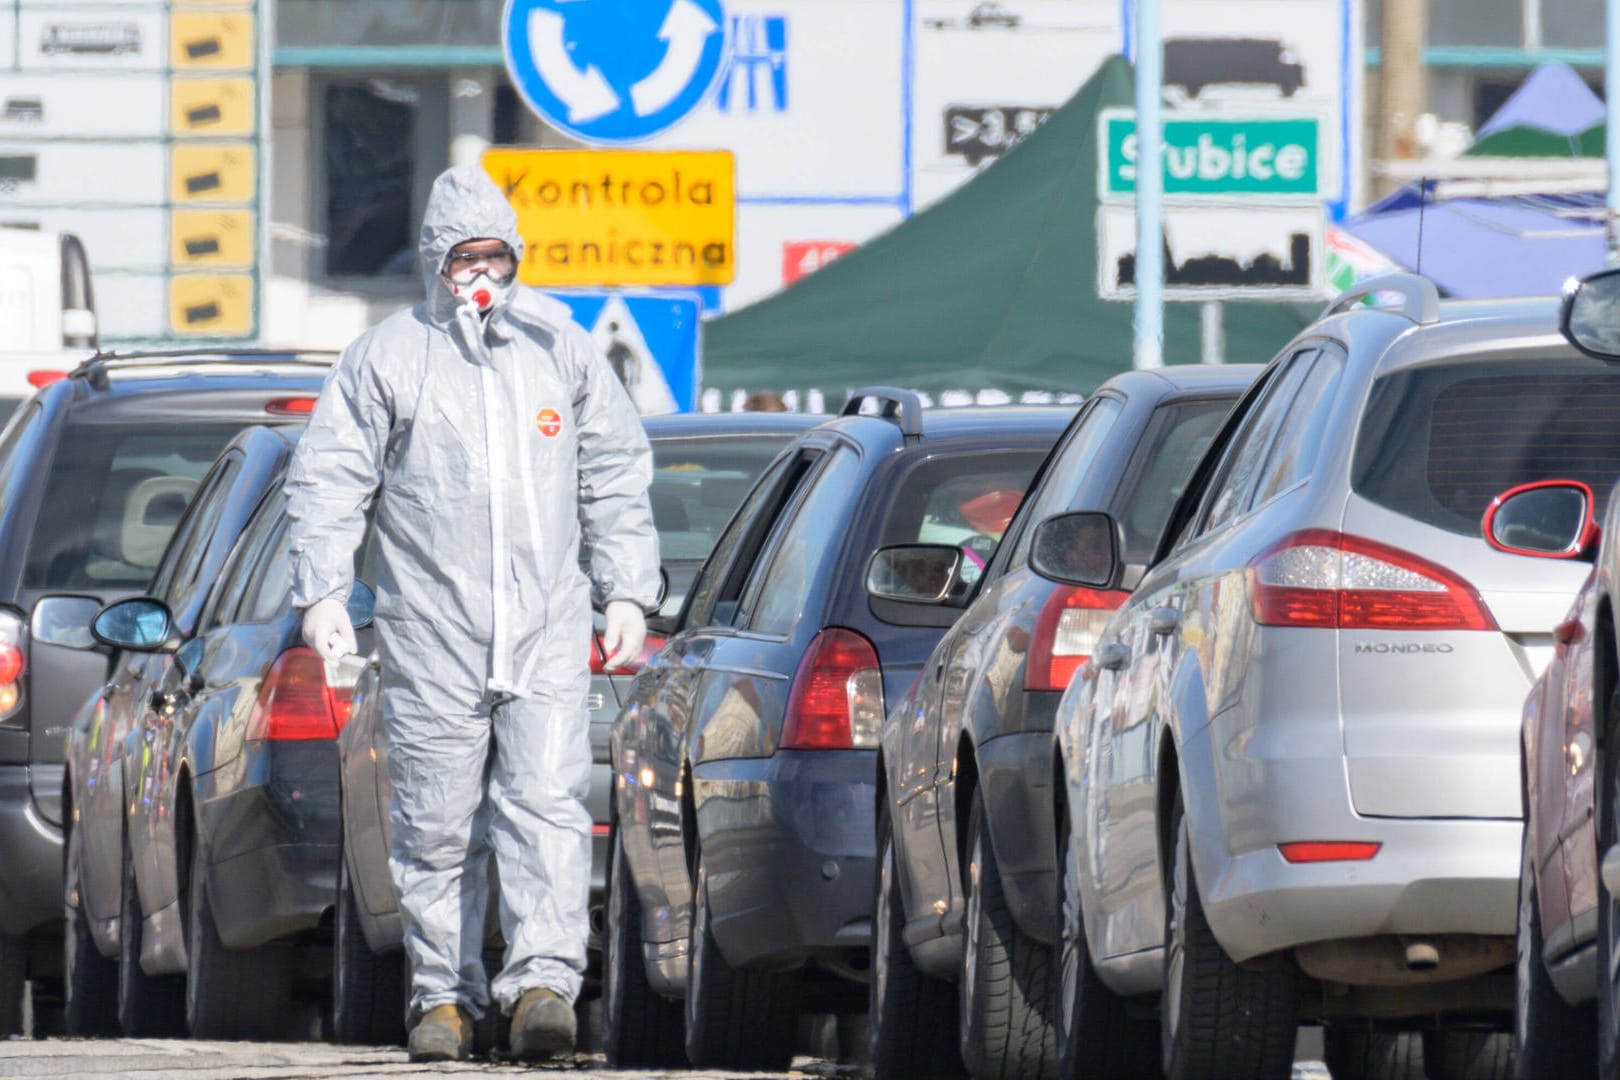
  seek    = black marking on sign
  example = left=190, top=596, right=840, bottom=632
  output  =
left=184, top=236, right=221, bottom=257
left=184, top=302, right=221, bottom=324
left=186, top=103, right=222, bottom=126
left=185, top=171, right=222, bottom=194
left=0, top=156, right=37, bottom=181
left=185, top=37, right=222, bottom=59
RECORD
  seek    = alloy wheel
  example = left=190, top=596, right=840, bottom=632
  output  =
left=960, top=829, right=983, bottom=1038
left=1164, top=823, right=1189, bottom=1056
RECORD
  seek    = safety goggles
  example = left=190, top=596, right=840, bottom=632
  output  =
left=442, top=244, right=518, bottom=286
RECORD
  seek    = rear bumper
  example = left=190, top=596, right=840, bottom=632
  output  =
left=692, top=750, right=876, bottom=970
left=199, top=743, right=340, bottom=949
left=0, top=764, right=62, bottom=936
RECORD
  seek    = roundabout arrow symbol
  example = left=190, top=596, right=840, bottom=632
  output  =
left=527, top=7, right=620, bottom=123
left=630, top=0, right=720, bottom=117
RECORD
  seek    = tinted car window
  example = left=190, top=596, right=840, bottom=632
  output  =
left=683, top=455, right=796, bottom=628
left=1247, top=345, right=1345, bottom=511
left=880, top=450, right=1046, bottom=589
left=1353, top=357, right=1620, bottom=536
left=1113, top=398, right=1233, bottom=560
left=201, top=487, right=285, bottom=629
left=24, top=422, right=243, bottom=590
left=650, top=435, right=791, bottom=562
left=245, top=520, right=295, bottom=624
left=161, top=459, right=240, bottom=618
left=1198, top=348, right=1320, bottom=536
left=1006, top=398, right=1123, bottom=570
left=746, top=448, right=859, bottom=636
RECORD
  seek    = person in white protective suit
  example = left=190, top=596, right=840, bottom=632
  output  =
left=284, top=165, right=661, bottom=1062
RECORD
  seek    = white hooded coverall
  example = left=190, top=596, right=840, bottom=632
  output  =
left=285, top=166, right=661, bottom=1018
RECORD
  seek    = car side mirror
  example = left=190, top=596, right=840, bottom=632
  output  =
left=347, top=581, right=376, bottom=630
left=867, top=545, right=965, bottom=604
left=1029, top=511, right=1122, bottom=589
left=92, top=597, right=177, bottom=653
left=1562, top=267, right=1620, bottom=361
left=31, top=595, right=103, bottom=650
left=1482, top=481, right=1598, bottom=560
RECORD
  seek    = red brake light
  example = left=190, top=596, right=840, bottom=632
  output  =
left=265, top=396, right=318, bottom=416
left=1247, top=529, right=1496, bottom=631
left=1279, top=841, right=1381, bottom=864
left=26, top=370, right=66, bottom=388
left=589, top=633, right=666, bottom=675
left=781, top=628, right=884, bottom=751
left=246, top=647, right=343, bottom=741
left=0, top=644, right=24, bottom=686
left=1026, top=585, right=1131, bottom=692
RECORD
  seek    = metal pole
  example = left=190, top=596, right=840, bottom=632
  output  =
left=1200, top=300, right=1224, bottom=364
left=1133, top=0, right=1164, bottom=369
left=1608, top=0, right=1620, bottom=264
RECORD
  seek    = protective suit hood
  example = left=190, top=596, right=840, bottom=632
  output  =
left=419, top=165, right=526, bottom=324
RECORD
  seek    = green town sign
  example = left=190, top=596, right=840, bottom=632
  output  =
left=1100, top=110, right=1324, bottom=199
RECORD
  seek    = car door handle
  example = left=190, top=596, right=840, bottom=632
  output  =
left=1095, top=642, right=1130, bottom=671
left=1150, top=607, right=1181, bottom=636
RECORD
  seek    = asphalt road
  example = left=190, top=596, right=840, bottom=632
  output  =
left=0, top=1039, right=1334, bottom=1079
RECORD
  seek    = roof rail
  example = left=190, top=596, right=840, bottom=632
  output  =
left=1319, top=272, right=1441, bottom=326
left=71, top=348, right=339, bottom=391
left=841, top=386, right=924, bottom=441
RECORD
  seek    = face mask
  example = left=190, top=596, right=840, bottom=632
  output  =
left=450, top=270, right=514, bottom=314
left=442, top=244, right=518, bottom=313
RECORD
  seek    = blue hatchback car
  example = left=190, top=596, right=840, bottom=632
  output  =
left=603, top=390, right=1070, bottom=1070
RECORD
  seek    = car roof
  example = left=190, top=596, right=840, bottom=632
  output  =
left=642, top=411, right=826, bottom=438
left=826, top=404, right=1076, bottom=448
left=1093, top=364, right=1264, bottom=398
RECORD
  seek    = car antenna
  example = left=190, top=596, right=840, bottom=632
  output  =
left=1415, top=177, right=1428, bottom=276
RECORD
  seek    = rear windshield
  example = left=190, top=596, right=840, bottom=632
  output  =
left=650, top=435, right=789, bottom=561
left=1353, top=358, right=1620, bottom=536
left=881, top=450, right=1046, bottom=584
left=1113, top=398, right=1234, bottom=560
left=25, top=422, right=242, bottom=590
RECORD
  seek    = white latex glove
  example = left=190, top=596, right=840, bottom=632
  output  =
left=601, top=600, right=647, bottom=672
left=302, top=597, right=357, bottom=662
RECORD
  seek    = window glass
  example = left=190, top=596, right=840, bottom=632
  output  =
left=649, top=435, right=795, bottom=563
left=201, top=488, right=284, bottom=630
left=1197, top=349, right=1320, bottom=536
left=746, top=449, right=860, bottom=635
left=23, top=423, right=242, bottom=591
left=1543, top=0, right=1606, bottom=49
left=1006, top=398, right=1123, bottom=570
left=160, top=460, right=240, bottom=618
left=279, top=0, right=503, bottom=48
left=324, top=81, right=420, bottom=277
left=683, top=456, right=794, bottom=629
left=1248, top=346, right=1346, bottom=510
left=880, top=449, right=1046, bottom=594
left=1113, top=398, right=1236, bottom=561
left=245, top=520, right=296, bottom=625
left=1353, top=356, right=1620, bottom=536
left=0, top=403, right=43, bottom=523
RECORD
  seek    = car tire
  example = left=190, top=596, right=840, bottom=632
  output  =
left=331, top=836, right=406, bottom=1046
left=116, top=839, right=185, bottom=1036
left=1422, top=1029, right=1514, bottom=1080
left=0, top=929, right=24, bottom=1037
left=602, top=826, right=685, bottom=1068
left=959, top=786, right=1059, bottom=1079
left=1162, top=794, right=1296, bottom=1080
left=64, top=822, right=119, bottom=1036
left=869, top=801, right=965, bottom=1079
left=1056, top=803, right=1158, bottom=1079
left=1513, top=822, right=1594, bottom=1079
left=182, top=823, right=292, bottom=1040
left=1323, top=1028, right=1424, bottom=1079
left=684, top=848, right=799, bottom=1070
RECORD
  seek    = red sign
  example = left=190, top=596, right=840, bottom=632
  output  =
left=782, top=241, right=856, bottom=286
left=536, top=407, right=562, bottom=437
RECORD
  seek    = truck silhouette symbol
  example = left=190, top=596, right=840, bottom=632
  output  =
left=1164, top=38, right=1305, bottom=99
left=41, top=23, right=141, bottom=56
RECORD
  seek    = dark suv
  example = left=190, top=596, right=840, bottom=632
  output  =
left=0, top=351, right=330, bottom=1034
left=604, top=391, right=1070, bottom=1071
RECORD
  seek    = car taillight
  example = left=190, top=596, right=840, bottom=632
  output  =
left=1279, top=841, right=1381, bottom=863
left=265, top=397, right=317, bottom=416
left=246, top=647, right=347, bottom=741
left=589, top=633, right=666, bottom=675
left=1247, top=529, right=1496, bottom=631
left=26, top=370, right=66, bottom=388
left=0, top=611, right=24, bottom=720
left=780, top=628, right=883, bottom=751
left=1026, top=585, right=1131, bottom=692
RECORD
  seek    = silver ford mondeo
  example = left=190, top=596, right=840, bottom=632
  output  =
left=1051, top=274, right=1620, bottom=1080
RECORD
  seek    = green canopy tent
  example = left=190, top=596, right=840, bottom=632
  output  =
left=701, top=55, right=1314, bottom=401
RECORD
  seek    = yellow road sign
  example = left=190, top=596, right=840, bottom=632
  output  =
left=170, top=12, right=255, bottom=71
left=483, top=149, right=735, bottom=288
left=171, top=210, right=254, bottom=268
left=169, top=275, right=253, bottom=336
left=170, top=78, right=255, bottom=137
left=169, top=144, right=256, bottom=203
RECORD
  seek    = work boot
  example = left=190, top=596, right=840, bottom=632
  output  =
left=407, top=1003, right=472, bottom=1062
left=509, top=987, right=576, bottom=1061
